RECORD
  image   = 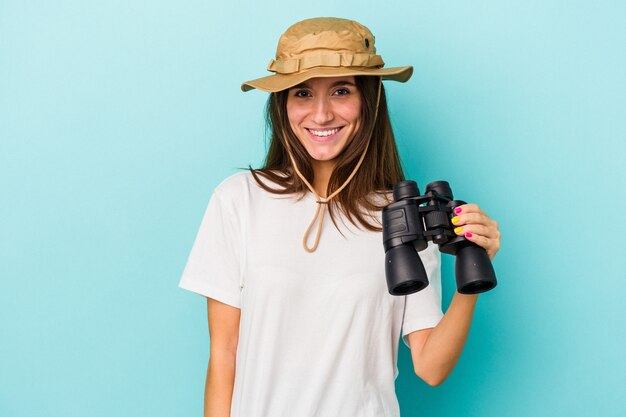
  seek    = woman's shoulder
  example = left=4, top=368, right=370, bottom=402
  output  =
left=212, top=170, right=257, bottom=198
left=213, top=169, right=284, bottom=200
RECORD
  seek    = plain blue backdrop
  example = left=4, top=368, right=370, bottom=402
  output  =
left=1, top=1, right=625, bottom=416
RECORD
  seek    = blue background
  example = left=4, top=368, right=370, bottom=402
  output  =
left=1, top=1, right=625, bottom=416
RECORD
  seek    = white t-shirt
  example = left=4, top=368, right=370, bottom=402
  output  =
left=179, top=171, right=444, bottom=417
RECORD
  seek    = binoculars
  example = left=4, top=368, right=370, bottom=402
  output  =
left=382, top=180, right=497, bottom=296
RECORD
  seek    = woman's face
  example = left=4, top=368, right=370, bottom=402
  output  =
left=286, top=76, right=362, bottom=166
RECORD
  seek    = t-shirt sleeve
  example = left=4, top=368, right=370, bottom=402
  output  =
left=401, top=242, right=445, bottom=348
left=178, top=189, right=243, bottom=308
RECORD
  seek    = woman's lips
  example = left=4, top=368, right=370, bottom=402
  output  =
left=306, top=127, right=343, bottom=143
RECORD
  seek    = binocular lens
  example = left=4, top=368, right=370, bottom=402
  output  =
left=393, top=280, right=427, bottom=295
left=461, top=281, right=496, bottom=294
left=455, top=244, right=497, bottom=294
left=385, top=244, right=429, bottom=295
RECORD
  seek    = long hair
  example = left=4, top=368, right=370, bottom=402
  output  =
left=247, top=76, right=405, bottom=232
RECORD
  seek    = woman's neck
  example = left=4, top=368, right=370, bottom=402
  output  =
left=311, top=160, right=335, bottom=198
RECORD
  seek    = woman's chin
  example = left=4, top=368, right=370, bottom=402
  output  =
left=309, top=152, right=340, bottom=163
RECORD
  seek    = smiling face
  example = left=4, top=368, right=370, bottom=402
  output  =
left=286, top=76, right=362, bottom=172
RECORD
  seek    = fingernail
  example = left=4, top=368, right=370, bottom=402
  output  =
left=454, top=227, right=463, bottom=233
left=454, top=207, right=462, bottom=214
left=451, top=217, right=460, bottom=225
left=465, top=232, right=473, bottom=238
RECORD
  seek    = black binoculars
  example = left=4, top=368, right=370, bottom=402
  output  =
left=382, top=180, right=497, bottom=296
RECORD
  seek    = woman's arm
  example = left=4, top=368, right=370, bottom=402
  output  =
left=205, top=298, right=240, bottom=417
left=407, top=292, right=478, bottom=386
left=408, top=203, right=500, bottom=386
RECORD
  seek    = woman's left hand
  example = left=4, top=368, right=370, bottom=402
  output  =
left=451, top=204, right=501, bottom=261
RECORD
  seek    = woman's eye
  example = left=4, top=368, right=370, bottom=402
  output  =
left=334, top=88, right=350, bottom=96
left=294, top=90, right=310, bottom=98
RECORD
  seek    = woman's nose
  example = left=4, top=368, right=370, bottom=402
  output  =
left=311, top=97, right=334, bottom=125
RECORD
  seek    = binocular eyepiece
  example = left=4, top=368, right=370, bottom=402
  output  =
left=382, top=180, right=497, bottom=296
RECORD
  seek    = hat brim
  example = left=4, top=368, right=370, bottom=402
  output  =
left=241, top=66, right=413, bottom=92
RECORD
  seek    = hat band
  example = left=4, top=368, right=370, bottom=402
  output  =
left=268, top=52, right=385, bottom=74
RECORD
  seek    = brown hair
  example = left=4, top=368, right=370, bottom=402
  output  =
left=246, top=76, right=405, bottom=232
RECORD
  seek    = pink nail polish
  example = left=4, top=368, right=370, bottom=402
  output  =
left=465, top=232, right=473, bottom=238
left=454, top=207, right=462, bottom=214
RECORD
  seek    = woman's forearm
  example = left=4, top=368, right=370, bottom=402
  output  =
left=205, top=350, right=236, bottom=417
left=414, top=291, right=479, bottom=386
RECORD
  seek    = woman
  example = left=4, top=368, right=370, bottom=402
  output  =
left=180, top=17, right=501, bottom=417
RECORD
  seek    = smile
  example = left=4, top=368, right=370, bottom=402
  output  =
left=306, top=127, right=342, bottom=137
left=307, top=127, right=341, bottom=137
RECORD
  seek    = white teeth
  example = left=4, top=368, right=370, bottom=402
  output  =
left=308, top=128, right=339, bottom=137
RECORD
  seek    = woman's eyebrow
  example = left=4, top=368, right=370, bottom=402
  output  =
left=290, top=81, right=357, bottom=90
left=330, top=80, right=357, bottom=87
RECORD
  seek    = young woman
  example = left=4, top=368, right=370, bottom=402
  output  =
left=180, top=17, right=501, bottom=417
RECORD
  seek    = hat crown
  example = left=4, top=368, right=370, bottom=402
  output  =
left=276, top=17, right=376, bottom=60
left=241, top=17, right=413, bottom=92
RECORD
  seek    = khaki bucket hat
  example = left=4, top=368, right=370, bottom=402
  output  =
left=241, top=17, right=413, bottom=92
